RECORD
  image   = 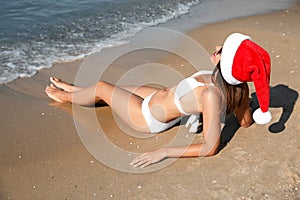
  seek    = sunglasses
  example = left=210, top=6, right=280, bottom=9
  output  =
left=213, top=47, right=223, bottom=57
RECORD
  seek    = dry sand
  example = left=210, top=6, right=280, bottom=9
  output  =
left=0, top=4, right=300, bottom=200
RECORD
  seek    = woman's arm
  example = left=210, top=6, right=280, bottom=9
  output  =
left=234, top=83, right=254, bottom=127
left=130, top=88, right=222, bottom=168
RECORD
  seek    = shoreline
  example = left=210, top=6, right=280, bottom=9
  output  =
left=1, top=4, right=300, bottom=200
left=1, top=0, right=298, bottom=85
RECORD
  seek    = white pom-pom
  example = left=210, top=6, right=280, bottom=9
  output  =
left=253, top=108, right=272, bottom=124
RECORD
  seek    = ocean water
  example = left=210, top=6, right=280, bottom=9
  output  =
left=0, top=0, right=201, bottom=84
left=0, top=0, right=296, bottom=84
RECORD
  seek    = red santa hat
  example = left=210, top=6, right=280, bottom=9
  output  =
left=220, top=33, right=272, bottom=124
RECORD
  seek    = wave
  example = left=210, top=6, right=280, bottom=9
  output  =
left=0, top=0, right=201, bottom=84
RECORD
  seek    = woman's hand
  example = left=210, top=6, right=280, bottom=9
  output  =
left=130, top=148, right=167, bottom=168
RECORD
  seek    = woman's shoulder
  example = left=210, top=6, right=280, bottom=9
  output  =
left=199, top=85, right=222, bottom=105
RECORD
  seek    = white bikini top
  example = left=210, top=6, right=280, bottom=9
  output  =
left=174, top=70, right=214, bottom=132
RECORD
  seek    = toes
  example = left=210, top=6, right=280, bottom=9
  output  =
left=45, top=84, right=58, bottom=93
left=45, top=85, right=52, bottom=90
left=45, top=86, right=53, bottom=95
left=50, top=77, right=55, bottom=82
left=50, top=76, right=59, bottom=83
left=45, top=85, right=54, bottom=92
left=50, top=83, right=56, bottom=88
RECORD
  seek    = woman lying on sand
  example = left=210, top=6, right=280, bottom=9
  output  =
left=45, top=33, right=271, bottom=168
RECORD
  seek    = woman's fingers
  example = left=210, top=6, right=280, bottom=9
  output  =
left=130, top=153, right=150, bottom=168
left=140, top=161, right=151, bottom=168
left=130, top=149, right=166, bottom=168
left=133, top=160, right=151, bottom=168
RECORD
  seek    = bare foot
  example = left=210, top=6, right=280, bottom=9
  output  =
left=50, top=77, right=81, bottom=92
left=45, top=84, right=70, bottom=103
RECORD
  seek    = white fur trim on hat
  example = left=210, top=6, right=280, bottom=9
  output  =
left=253, top=108, right=272, bottom=124
left=220, top=33, right=252, bottom=85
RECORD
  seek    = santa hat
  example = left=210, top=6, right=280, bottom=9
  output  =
left=220, top=33, right=272, bottom=124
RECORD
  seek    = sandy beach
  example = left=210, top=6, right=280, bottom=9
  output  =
left=1, top=3, right=300, bottom=200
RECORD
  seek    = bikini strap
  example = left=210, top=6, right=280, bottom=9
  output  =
left=174, top=77, right=204, bottom=115
left=174, top=70, right=213, bottom=132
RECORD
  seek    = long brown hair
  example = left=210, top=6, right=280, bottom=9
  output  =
left=212, top=62, right=247, bottom=115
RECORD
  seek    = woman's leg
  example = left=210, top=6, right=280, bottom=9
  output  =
left=45, top=81, right=150, bottom=132
left=119, top=86, right=160, bottom=99
left=50, top=76, right=160, bottom=98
